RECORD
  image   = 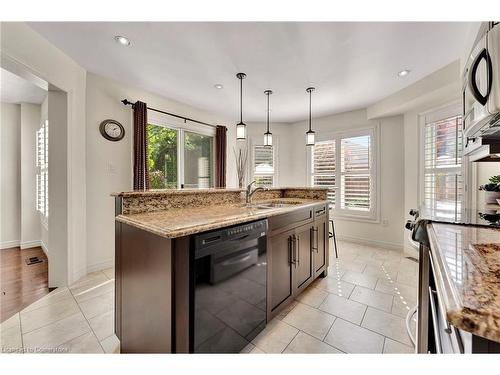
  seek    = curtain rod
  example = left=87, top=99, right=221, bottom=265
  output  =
left=121, top=99, right=218, bottom=129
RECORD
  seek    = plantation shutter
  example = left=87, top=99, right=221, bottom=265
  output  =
left=423, top=115, right=463, bottom=220
left=311, top=140, right=336, bottom=206
left=36, top=120, right=49, bottom=218
left=254, top=145, right=274, bottom=187
left=340, top=135, right=371, bottom=211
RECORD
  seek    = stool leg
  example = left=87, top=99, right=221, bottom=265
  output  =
left=332, top=220, right=338, bottom=258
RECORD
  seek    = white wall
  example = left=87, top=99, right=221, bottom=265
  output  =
left=85, top=72, right=238, bottom=272
left=48, top=90, right=68, bottom=287
left=2, top=22, right=87, bottom=285
left=20, top=103, right=42, bottom=249
left=282, top=109, right=405, bottom=250
left=0, top=102, right=21, bottom=249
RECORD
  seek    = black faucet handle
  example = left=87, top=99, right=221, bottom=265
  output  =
left=405, top=220, right=416, bottom=231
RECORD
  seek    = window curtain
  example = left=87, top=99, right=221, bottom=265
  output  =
left=215, top=125, right=227, bottom=188
left=133, top=101, right=150, bottom=190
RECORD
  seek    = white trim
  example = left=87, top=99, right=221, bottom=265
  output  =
left=1, top=240, right=20, bottom=249
left=336, top=235, right=403, bottom=252
left=20, top=240, right=42, bottom=250
left=41, top=240, right=49, bottom=256
left=87, top=258, right=114, bottom=273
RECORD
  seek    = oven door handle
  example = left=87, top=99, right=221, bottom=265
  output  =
left=219, top=252, right=253, bottom=267
left=428, top=287, right=443, bottom=354
left=469, top=48, right=493, bottom=106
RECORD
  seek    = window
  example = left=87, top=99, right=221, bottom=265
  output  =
left=252, top=145, right=275, bottom=187
left=147, top=125, right=178, bottom=188
left=36, top=120, right=48, bottom=221
left=310, top=128, right=377, bottom=219
left=340, top=135, right=371, bottom=211
left=422, top=114, right=463, bottom=220
left=311, top=140, right=336, bottom=205
left=146, top=114, right=214, bottom=189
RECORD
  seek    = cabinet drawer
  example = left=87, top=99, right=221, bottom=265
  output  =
left=268, top=208, right=313, bottom=235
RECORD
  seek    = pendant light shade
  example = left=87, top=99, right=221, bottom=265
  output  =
left=306, top=87, right=315, bottom=146
left=264, top=90, right=273, bottom=147
left=236, top=73, right=247, bottom=140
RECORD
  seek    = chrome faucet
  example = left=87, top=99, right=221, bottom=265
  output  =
left=246, top=181, right=265, bottom=204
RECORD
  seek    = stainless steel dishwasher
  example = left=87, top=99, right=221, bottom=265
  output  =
left=191, top=219, right=268, bottom=353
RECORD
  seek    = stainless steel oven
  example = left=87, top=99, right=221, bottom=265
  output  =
left=191, top=219, right=267, bottom=353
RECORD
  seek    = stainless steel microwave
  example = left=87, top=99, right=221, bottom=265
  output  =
left=463, top=23, right=500, bottom=138
left=463, top=22, right=500, bottom=161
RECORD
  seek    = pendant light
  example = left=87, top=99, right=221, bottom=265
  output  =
left=264, top=89, right=273, bottom=147
left=236, top=72, right=247, bottom=140
left=305, top=87, right=316, bottom=146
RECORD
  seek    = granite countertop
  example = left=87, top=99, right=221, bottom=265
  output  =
left=427, top=222, right=500, bottom=343
left=116, top=198, right=327, bottom=238
left=112, top=186, right=329, bottom=197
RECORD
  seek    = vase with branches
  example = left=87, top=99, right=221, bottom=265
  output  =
left=233, top=147, right=248, bottom=189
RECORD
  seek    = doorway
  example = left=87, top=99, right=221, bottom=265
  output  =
left=0, top=65, right=68, bottom=322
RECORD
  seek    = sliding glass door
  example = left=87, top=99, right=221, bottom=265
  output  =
left=147, top=123, right=214, bottom=189
left=183, top=131, right=213, bottom=189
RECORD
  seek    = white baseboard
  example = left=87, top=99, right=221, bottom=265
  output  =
left=87, top=259, right=114, bottom=274
left=1, top=240, right=20, bottom=249
left=20, top=240, right=42, bottom=249
left=336, top=235, right=403, bottom=252
left=40, top=241, right=49, bottom=256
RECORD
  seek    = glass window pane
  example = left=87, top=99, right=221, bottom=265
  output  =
left=184, top=131, right=213, bottom=189
left=147, top=124, right=178, bottom=189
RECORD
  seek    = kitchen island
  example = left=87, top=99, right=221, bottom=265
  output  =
left=113, top=187, right=330, bottom=353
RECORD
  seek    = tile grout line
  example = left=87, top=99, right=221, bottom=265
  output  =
left=68, top=271, right=110, bottom=353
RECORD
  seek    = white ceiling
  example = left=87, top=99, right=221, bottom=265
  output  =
left=0, top=68, right=47, bottom=105
left=29, top=22, right=473, bottom=122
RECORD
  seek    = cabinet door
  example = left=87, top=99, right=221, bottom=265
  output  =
left=313, top=218, right=327, bottom=276
left=294, top=224, right=313, bottom=292
left=269, top=230, right=294, bottom=313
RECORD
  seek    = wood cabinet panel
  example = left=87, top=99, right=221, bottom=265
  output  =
left=313, top=218, right=327, bottom=275
left=268, top=229, right=294, bottom=312
left=294, top=225, right=313, bottom=291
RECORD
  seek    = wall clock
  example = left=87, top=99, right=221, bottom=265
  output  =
left=99, top=119, right=125, bottom=142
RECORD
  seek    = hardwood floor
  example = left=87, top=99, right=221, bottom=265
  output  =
left=1, top=246, right=50, bottom=322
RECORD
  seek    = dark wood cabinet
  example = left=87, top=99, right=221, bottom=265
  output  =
left=269, top=229, right=295, bottom=313
left=267, top=204, right=329, bottom=319
left=294, top=224, right=313, bottom=293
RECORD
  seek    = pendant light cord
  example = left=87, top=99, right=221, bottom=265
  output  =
left=266, top=92, right=270, bottom=132
left=308, top=89, right=312, bottom=132
left=240, top=76, right=243, bottom=123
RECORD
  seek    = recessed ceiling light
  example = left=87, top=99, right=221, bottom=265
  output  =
left=398, top=69, right=410, bottom=77
left=214, top=84, right=223, bottom=89
left=114, top=35, right=130, bottom=46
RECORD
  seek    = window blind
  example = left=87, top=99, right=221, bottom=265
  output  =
left=36, top=121, right=49, bottom=219
left=423, top=115, right=462, bottom=220
left=253, top=145, right=274, bottom=187
left=340, top=135, right=371, bottom=211
left=311, top=140, right=336, bottom=205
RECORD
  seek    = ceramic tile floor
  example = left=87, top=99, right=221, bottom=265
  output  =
left=0, top=240, right=417, bottom=354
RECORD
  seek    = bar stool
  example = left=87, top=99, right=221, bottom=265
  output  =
left=329, top=219, right=338, bottom=258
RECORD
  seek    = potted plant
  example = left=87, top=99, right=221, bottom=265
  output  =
left=479, top=175, right=500, bottom=204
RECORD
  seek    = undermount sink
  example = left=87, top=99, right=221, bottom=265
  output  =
left=250, top=200, right=304, bottom=209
